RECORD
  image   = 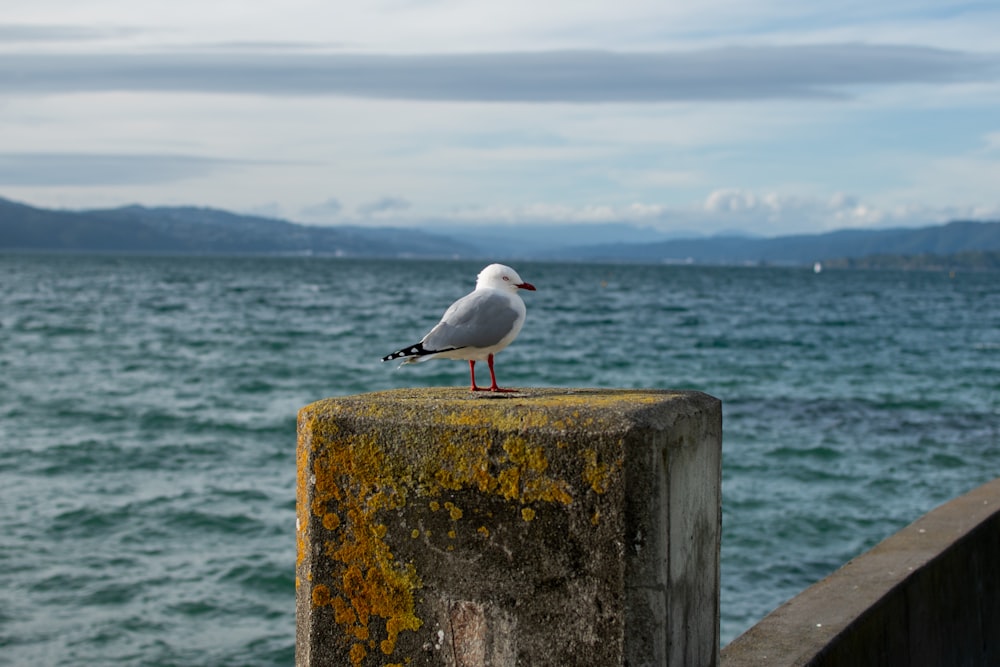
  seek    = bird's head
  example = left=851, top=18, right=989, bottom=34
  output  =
left=476, top=263, right=536, bottom=292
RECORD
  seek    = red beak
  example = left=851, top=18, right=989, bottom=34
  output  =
left=517, top=282, right=536, bottom=291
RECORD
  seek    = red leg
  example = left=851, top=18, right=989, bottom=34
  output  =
left=469, top=359, right=482, bottom=391
left=486, top=353, right=517, bottom=393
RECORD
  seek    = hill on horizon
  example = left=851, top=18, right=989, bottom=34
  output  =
left=545, top=220, right=1000, bottom=265
left=0, top=197, right=476, bottom=258
left=1, top=196, right=998, bottom=266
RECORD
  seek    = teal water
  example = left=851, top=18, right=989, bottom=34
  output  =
left=1, top=255, right=997, bottom=665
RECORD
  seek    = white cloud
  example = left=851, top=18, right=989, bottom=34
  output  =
left=700, top=189, right=888, bottom=231
left=299, top=197, right=343, bottom=222
left=242, top=201, right=284, bottom=219
left=983, top=131, right=1000, bottom=152
left=368, top=186, right=999, bottom=237
left=433, top=201, right=667, bottom=225
left=8, top=1, right=1000, bottom=53
left=373, top=188, right=950, bottom=234
left=357, top=195, right=412, bottom=217
left=692, top=188, right=999, bottom=234
left=704, top=189, right=762, bottom=213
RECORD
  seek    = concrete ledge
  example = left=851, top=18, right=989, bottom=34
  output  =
left=721, top=476, right=1000, bottom=667
left=296, top=388, right=722, bottom=667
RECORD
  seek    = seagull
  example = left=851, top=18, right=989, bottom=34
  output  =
left=382, top=263, right=536, bottom=392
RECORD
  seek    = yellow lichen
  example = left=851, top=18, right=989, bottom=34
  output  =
left=581, top=448, right=612, bottom=495
left=295, top=415, right=313, bottom=574
left=333, top=596, right=356, bottom=625
left=444, top=501, right=463, bottom=521
left=495, top=435, right=573, bottom=506
left=521, top=507, right=536, bottom=522
left=304, top=416, right=423, bottom=664
left=496, top=467, right=520, bottom=500
left=312, top=584, right=331, bottom=606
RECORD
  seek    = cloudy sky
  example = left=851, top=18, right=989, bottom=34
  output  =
left=2, top=1, right=999, bottom=236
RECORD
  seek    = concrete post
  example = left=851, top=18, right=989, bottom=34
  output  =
left=296, top=388, right=722, bottom=667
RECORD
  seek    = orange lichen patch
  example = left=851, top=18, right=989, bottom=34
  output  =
left=295, top=413, right=314, bottom=572
left=424, top=430, right=496, bottom=495
left=581, top=448, right=612, bottom=495
left=312, top=584, right=332, bottom=607
left=496, top=467, right=520, bottom=501
left=304, top=415, right=423, bottom=665
left=333, top=596, right=357, bottom=626
left=501, top=435, right=574, bottom=505
left=477, top=526, right=490, bottom=538
left=444, top=501, right=463, bottom=521
left=521, top=507, right=536, bottom=522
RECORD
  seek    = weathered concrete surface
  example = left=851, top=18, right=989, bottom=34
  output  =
left=721, top=476, right=1000, bottom=667
left=296, top=388, right=722, bottom=667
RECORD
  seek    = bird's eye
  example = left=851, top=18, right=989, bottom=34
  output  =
left=502, top=276, right=510, bottom=281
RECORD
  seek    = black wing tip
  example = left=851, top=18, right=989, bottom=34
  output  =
left=382, top=343, right=428, bottom=362
left=381, top=342, right=466, bottom=362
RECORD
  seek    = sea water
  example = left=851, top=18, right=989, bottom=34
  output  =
left=1, top=254, right=997, bottom=665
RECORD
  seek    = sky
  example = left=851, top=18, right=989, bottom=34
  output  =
left=2, top=1, right=1000, bottom=236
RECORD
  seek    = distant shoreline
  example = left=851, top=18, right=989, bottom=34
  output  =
left=822, top=250, right=1000, bottom=272
left=3, top=247, right=998, bottom=272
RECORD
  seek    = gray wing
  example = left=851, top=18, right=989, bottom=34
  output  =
left=422, top=290, right=519, bottom=351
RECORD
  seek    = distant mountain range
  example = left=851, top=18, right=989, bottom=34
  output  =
left=543, top=220, right=1000, bottom=265
left=0, top=197, right=476, bottom=258
left=2, top=196, right=999, bottom=267
left=823, top=250, right=1000, bottom=272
